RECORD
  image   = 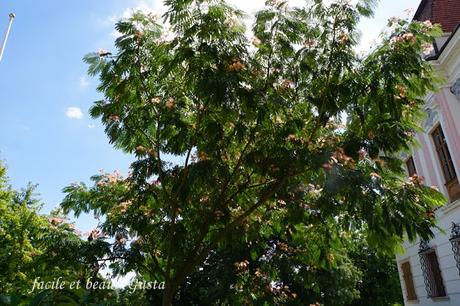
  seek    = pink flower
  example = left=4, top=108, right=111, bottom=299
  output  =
left=234, top=260, right=249, bottom=271
left=165, top=98, right=175, bottom=109
left=280, top=79, right=296, bottom=89
left=422, top=20, right=433, bottom=28
left=88, top=229, right=103, bottom=240
left=422, top=42, right=434, bottom=55
left=390, top=36, right=404, bottom=45
left=303, top=39, right=317, bottom=48
left=109, top=115, right=120, bottom=122
left=358, top=148, right=367, bottom=160
left=251, top=36, right=261, bottom=46
left=395, top=84, right=407, bottom=98
left=402, top=32, right=416, bottom=42
left=150, top=97, right=161, bottom=104
left=48, top=217, right=64, bottom=225
left=98, top=49, right=111, bottom=57
left=149, top=179, right=160, bottom=185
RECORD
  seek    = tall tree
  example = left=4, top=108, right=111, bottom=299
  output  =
left=61, top=0, right=444, bottom=304
left=0, top=162, right=113, bottom=305
left=347, top=234, right=404, bottom=306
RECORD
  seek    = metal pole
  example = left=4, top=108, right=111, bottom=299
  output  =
left=0, top=13, right=15, bottom=63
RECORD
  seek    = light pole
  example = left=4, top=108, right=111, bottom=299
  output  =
left=0, top=13, right=15, bottom=63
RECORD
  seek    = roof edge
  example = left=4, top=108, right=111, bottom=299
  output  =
left=414, top=0, right=429, bottom=21
left=426, top=23, right=460, bottom=61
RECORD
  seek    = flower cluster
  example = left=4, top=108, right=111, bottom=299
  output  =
left=395, top=84, right=407, bottom=99
left=390, top=32, right=416, bottom=46
left=96, top=170, right=123, bottom=187
left=48, top=217, right=64, bottom=226
left=303, top=38, right=318, bottom=48
left=88, top=229, right=104, bottom=240
left=421, top=20, right=433, bottom=32
left=135, top=145, right=157, bottom=157
left=227, top=60, right=245, bottom=72
left=307, top=183, right=323, bottom=199
left=98, top=48, right=111, bottom=57
left=165, top=97, right=175, bottom=109
left=279, top=79, right=296, bottom=90
left=323, top=148, right=355, bottom=171
left=277, top=241, right=289, bottom=252
left=422, top=42, right=434, bottom=56
left=408, top=174, right=424, bottom=186
left=118, top=201, right=132, bottom=213
left=251, top=36, right=261, bottom=47
left=115, top=232, right=128, bottom=246
left=150, top=97, right=161, bottom=104
left=234, top=260, right=249, bottom=271
left=358, top=148, right=367, bottom=160
left=109, top=115, right=120, bottom=122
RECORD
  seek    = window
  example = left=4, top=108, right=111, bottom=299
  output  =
left=406, top=156, right=417, bottom=177
left=431, top=125, right=460, bottom=202
left=450, top=222, right=460, bottom=276
left=401, top=261, right=417, bottom=301
left=419, top=242, right=446, bottom=298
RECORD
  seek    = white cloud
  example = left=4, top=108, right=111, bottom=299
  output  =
left=88, top=124, right=95, bottom=129
left=97, top=14, right=119, bottom=28
left=79, top=76, right=89, bottom=88
left=100, top=0, right=163, bottom=28
left=125, top=0, right=163, bottom=18
left=97, top=0, right=163, bottom=44
left=66, top=107, right=84, bottom=120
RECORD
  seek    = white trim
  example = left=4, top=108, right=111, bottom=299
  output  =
left=433, top=29, right=460, bottom=82
left=442, top=198, right=460, bottom=214
left=440, top=88, right=460, bottom=181
left=414, top=142, right=433, bottom=185
left=423, top=127, right=448, bottom=196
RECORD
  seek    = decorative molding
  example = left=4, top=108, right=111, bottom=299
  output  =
left=425, top=93, right=436, bottom=107
left=424, top=106, right=439, bottom=131
left=450, top=222, right=460, bottom=276
left=451, top=78, right=460, bottom=100
left=451, top=222, right=460, bottom=240
left=441, top=197, right=460, bottom=214
left=419, top=240, right=432, bottom=254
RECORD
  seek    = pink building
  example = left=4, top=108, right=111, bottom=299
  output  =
left=396, top=1, right=460, bottom=305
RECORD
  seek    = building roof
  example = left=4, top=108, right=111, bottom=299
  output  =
left=425, top=23, right=460, bottom=61
left=414, top=0, right=460, bottom=33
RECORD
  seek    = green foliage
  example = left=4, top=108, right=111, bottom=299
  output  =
left=63, top=0, right=445, bottom=304
left=0, top=166, right=63, bottom=295
left=347, top=235, right=404, bottom=306
left=0, top=162, right=114, bottom=305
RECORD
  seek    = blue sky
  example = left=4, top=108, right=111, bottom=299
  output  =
left=0, top=0, right=421, bottom=232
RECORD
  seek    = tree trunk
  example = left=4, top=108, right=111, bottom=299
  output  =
left=162, top=283, right=175, bottom=306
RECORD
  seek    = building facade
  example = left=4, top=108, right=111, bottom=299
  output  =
left=396, top=1, right=460, bottom=305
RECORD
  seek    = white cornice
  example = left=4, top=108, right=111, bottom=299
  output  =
left=433, top=29, right=460, bottom=83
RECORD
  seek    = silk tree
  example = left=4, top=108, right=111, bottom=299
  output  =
left=61, top=0, right=444, bottom=304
